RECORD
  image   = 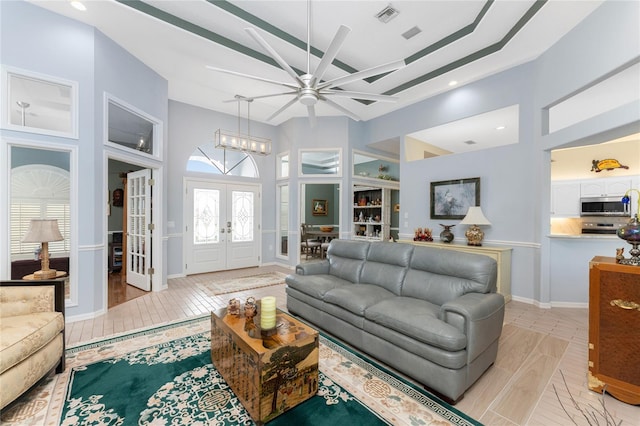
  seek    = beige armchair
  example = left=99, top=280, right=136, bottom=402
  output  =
left=0, top=279, right=65, bottom=409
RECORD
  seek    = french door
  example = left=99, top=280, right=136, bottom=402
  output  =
left=185, top=180, right=260, bottom=274
left=126, top=169, right=152, bottom=291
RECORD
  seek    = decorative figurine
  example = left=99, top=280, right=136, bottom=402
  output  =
left=228, top=298, right=240, bottom=316
left=615, top=247, right=624, bottom=263
left=413, top=228, right=433, bottom=242
left=439, top=224, right=455, bottom=243
left=244, top=296, right=258, bottom=319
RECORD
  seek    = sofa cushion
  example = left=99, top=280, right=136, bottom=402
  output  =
left=364, top=297, right=467, bottom=351
left=327, top=240, right=370, bottom=283
left=324, top=283, right=394, bottom=316
left=403, top=247, right=497, bottom=305
left=359, top=242, right=413, bottom=295
left=363, top=321, right=468, bottom=370
left=0, top=312, right=64, bottom=374
left=285, top=274, right=351, bottom=299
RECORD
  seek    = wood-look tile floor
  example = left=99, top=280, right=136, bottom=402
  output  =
left=67, top=265, right=639, bottom=425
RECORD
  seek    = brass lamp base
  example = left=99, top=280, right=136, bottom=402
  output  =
left=465, top=225, right=484, bottom=246
left=33, top=269, right=57, bottom=279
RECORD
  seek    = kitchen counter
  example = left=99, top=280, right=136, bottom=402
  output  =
left=548, top=234, right=619, bottom=239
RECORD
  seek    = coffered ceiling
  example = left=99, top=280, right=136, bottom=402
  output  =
left=27, top=0, right=603, bottom=130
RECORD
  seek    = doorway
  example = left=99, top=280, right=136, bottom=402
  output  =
left=184, top=179, right=261, bottom=275
left=107, top=159, right=148, bottom=308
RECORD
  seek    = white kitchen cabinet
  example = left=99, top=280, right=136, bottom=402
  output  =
left=580, top=178, right=631, bottom=197
left=550, top=182, right=580, bottom=216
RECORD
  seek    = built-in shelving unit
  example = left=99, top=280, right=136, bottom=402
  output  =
left=352, top=186, right=391, bottom=241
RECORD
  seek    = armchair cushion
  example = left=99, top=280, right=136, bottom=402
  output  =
left=0, top=279, right=65, bottom=410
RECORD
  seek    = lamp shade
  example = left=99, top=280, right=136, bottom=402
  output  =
left=460, top=207, right=491, bottom=226
left=22, top=219, right=63, bottom=243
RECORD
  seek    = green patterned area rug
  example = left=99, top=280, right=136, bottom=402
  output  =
left=5, top=316, right=481, bottom=425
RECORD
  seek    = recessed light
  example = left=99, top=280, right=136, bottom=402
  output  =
left=70, top=1, right=86, bottom=11
left=496, top=126, right=506, bottom=130
left=448, top=80, right=458, bottom=87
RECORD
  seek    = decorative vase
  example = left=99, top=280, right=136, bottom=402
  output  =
left=617, top=214, right=640, bottom=266
left=439, top=224, right=455, bottom=243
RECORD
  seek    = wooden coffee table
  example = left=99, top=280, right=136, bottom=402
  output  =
left=211, top=302, right=319, bottom=424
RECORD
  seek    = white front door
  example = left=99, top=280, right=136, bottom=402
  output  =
left=126, top=169, right=152, bottom=291
left=185, top=180, right=260, bottom=274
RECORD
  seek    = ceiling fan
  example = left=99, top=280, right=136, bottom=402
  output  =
left=206, top=2, right=406, bottom=126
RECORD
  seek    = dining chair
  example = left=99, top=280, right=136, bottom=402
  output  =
left=300, top=224, right=321, bottom=259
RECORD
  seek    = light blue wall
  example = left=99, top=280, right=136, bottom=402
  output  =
left=1, top=1, right=168, bottom=318
left=363, top=0, right=640, bottom=306
left=2, top=0, right=638, bottom=319
left=167, top=100, right=279, bottom=274
left=533, top=0, right=640, bottom=305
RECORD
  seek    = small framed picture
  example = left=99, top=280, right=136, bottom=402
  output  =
left=430, top=177, right=480, bottom=219
left=312, top=199, right=328, bottom=216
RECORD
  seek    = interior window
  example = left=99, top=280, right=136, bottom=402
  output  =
left=10, top=164, right=70, bottom=256
left=186, top=143, right=259, bottom=178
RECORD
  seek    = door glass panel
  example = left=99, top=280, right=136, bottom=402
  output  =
left=193, top=188, right=219, bottom=244
left=232, top=191, right=254, bottom=242
left=128, top=175, right=146, bottom=274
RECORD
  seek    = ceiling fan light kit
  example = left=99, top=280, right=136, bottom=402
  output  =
left=207, top=2, right=406, bottom=126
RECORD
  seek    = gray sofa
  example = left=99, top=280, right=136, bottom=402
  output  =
left=285, top=239, right=505, bottom=403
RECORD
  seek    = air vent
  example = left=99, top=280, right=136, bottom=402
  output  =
left=402, top=26, right=422, bottom=40
left=463, top=140, right=477, bottom=145
left=376, top=5, right=400, bottom=23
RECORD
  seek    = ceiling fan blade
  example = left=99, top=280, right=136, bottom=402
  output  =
left=222, top=91, right=298, bottom=103
left=245, top=28, right=302, bottom=86
left=312, top=25, right=351, bottom=84
left=320, top=89, right=399, bottom=103
left=318, top=59, right=406, bottom=90
left=307, top=105, right=317, bottom=127
left=320, top=97, right=361, bottom=121
left=267, top=95, right=301, bottom=121
left=206, top=65, right=298, bottom=90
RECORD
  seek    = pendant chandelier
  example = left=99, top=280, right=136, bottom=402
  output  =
left=215, top=95, right=271, bottom=156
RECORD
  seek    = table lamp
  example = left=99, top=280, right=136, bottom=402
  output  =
left=22, top=219, right=63, bottom=279
left=460, top=207, right=491, bottom=246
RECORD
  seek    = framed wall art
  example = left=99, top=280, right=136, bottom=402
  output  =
left=430, top=177, right=480, bottom=220
left=312, top=199, right=328, bottom=216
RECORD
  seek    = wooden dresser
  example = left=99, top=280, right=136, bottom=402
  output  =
left=588, top=256, right=640, bottom=405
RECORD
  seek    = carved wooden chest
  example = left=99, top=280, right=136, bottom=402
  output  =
left=211, top=305, right=319, bottom=424
left=588, top=256, right=640, bottom=405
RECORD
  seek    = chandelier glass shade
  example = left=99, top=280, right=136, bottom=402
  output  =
left=214, top=129, right=271, bottom=155
left=215, top=96, right=271, bottom=156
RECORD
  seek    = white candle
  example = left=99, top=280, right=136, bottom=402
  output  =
left=261, top=296, right=277, bottom=330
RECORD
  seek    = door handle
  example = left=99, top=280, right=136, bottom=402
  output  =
left=220, top=228, right=225, bottom=233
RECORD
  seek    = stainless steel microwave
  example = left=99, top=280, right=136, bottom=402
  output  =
left=580, top=196, right=630, bottom=217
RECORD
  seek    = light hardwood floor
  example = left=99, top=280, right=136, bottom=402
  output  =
left=66, top=265, right=639, bottom=425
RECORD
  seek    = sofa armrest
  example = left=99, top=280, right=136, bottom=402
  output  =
left=295, top=260, right=330, bottom=276
left=0, top=279, right=65, bottom=318
left=441, top=292, right=505, bottom=362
